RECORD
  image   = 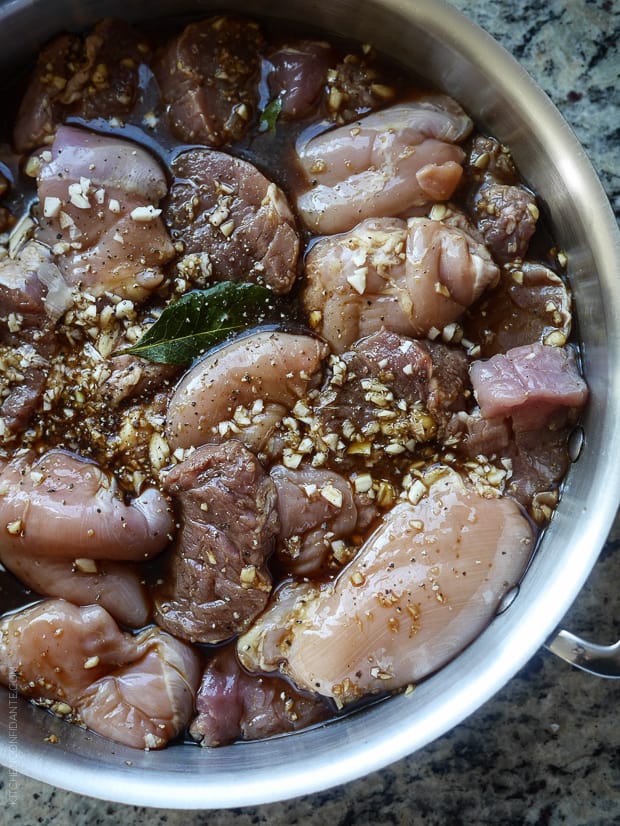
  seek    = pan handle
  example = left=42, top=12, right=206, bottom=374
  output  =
left=545, top=629, right=620, bottom=678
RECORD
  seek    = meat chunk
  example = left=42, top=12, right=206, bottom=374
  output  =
left=449, top=345, right=588, bottom=512
left=446, top=409, right=511, bottom=460
left=322, top=49, right=400, bottom=124
left=153, top=441, right=279, bottom=644
left=463, top=134, right=538, bottom=264
left=303, top=216, right=499, bottom=353
left=267, top=41, right=333, bottom=120
left=343, top=330, right=470, bottom=423
left=36, top=126, right=175, bottom=300
left=270, top=465, right=359, bottom=576
left=469, top=342, right=588, bottom=431
left=0, top=599, right=136, bottom=699
left=473, top=183, right=538, bottom=263
left=448, top=407, right=576, bottom=514
left=165, top=148, right=299, bottom=294
left=296, top=96, right=472, bottom=234
left=155, top=16, right=263, bottom=146
left=78, top=626, right=201, bottom=750
left=166, top=330, right=328, bottom=455
left=237, top=468, right=535, bottom=705
left=102, top=354, right=180, bottom=408
left=315, top=330, right=470, bottom=463
left=0, top=547, right=150, bottom=628
left=463, top=262, right=572, bottom=357
left=0, top=599, right=201, bottom=750
left=0, top=449, right=173, bottom=561
left=189, top=645, right=329, bottom=747
left=467, top=134, right=520, bottom=186
left=0, top=241, right=71, bottom=436
left=0, top=240, right=69, bottom=335
left=13, top=19, right=152, bottom=153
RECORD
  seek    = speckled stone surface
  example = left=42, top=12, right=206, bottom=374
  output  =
left=1, top=1, right=619, bottom=823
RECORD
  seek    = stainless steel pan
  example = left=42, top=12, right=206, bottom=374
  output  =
left=0, top=0, right=618, bottom=808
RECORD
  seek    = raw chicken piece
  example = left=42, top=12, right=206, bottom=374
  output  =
left=166, top=330, right=328, bottom=453
left=237, top=468, right=535, bottom=705
left=296, top=96, right=472, bottom=234
left=0, top=599, right=200, bottom=749
left=0, top=449, right=173, bottom=561
left=36, top=126, right=175, bottom=300
left=78, top=626, right=201, bottom=750
left=154, top=441, right=279, bottom=644
left=0, top=599, right=137, bottom=699
left=0, top=547, right=150, bottom=628
left=303, top=216, right=498, bottom=352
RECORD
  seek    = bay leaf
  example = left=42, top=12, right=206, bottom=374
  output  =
left=123, top=282, right=274, bottom=365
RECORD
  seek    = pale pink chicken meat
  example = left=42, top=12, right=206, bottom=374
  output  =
left=237, top=469, right=535, bottom=705
left=0, top=449, right=173, bottom=561
left=304, top=216, right=499, bottom=353
left=36, top=126, right=175, bottom=300
left=0, top=547, right=150, bottom=628
left=0, top=599, right=201, bottom=749
left=166, top=330, right=328, bottom=453
left=296, top=97, right=472, bottom=234
left=78, top=626, right=201, bottom=750
left=0, top=600, right=136, bottom=699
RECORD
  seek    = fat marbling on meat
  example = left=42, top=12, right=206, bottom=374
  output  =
left=165, top=148, right=299, bottom=294
left=153, top=440, right=279, bottom=644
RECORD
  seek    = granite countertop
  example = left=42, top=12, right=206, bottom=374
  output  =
left=2, top=1, right=619, bottom=823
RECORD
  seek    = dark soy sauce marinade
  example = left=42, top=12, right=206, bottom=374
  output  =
left=0, top=13, right=573, bottom=743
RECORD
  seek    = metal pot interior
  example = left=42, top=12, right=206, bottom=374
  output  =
left=0, top=0, right=619, bottom=809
